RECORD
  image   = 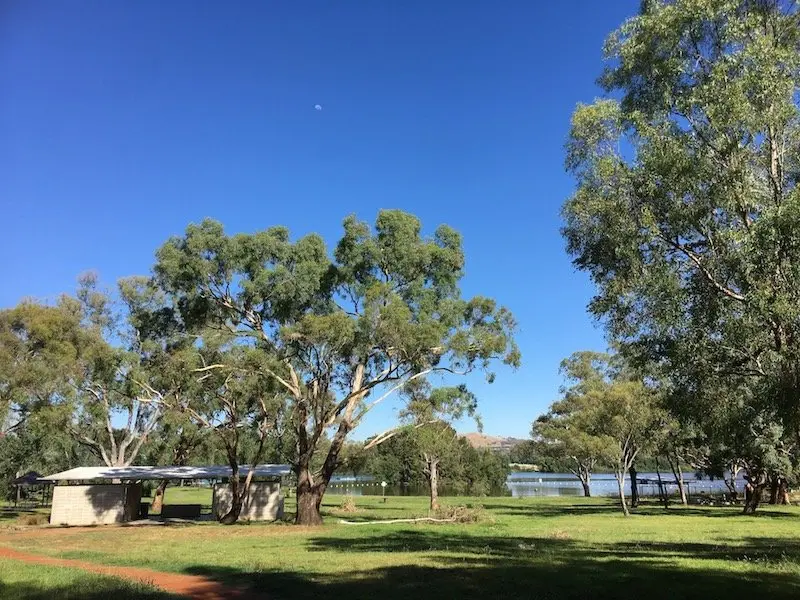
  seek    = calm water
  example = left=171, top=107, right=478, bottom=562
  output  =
left=328, top=472, right=741, bottom=498
left=504, top=472, right=741, bottom=498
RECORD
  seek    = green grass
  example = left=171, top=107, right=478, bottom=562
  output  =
left=2, top=495, right=800, bottom=599
left=141, top=486, right=213, bottom=516
left=0, top=508, right=50, bottom=528
left=145, top=486, right=212, bottom=505
left=0, top=561, right=175, bottom=600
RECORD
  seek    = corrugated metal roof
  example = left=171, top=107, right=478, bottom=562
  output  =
left=42, top=464, right=292, bottom=481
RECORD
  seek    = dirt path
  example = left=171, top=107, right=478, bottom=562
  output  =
left=0, top=546, right=252, bottom=599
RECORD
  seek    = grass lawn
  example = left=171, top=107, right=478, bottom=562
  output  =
left=0, top=508, right=50, bottom=528
left=0, top=561, right=174, bottom=600
left=1, top=494, right=799, bottom=599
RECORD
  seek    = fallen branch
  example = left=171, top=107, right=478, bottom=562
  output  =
left=338, top=517, right=456, bottom=525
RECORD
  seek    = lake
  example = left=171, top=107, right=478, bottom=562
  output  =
left=328, top=471, right=741, bottom=498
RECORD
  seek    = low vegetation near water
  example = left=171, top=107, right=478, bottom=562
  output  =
left=2, top=494, right=800, bottom=599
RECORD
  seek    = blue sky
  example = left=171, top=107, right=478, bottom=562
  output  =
left=1, top=1, right=639, bottom=439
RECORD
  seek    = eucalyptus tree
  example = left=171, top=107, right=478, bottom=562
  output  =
left=538, top=352, right=659, bottom=515
left=138, top=414, right=209, bottom=513
left=338, top=442, right=370, bottom=479
left=0, top=301, right=83, bottom=436
left=562, top=0, right=800, bottom=495
left=591, top=378, right=660, bottom=516
left=182, top=343, right=285, bottom=523
left=665, top=371, right=792, bottom=511
left=385, top=380, right=480, bottom=511
left=531, top=352, right=616, bottom=497
left=0, top=275, right=169, bottom=468
left=656, top=418, right=699, bottom=506
left=152, top=211, right=519, bottom=524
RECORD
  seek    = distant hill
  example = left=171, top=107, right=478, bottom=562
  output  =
left=462, top=433, right=526, bottom=453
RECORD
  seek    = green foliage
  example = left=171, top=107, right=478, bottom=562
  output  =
left=0, top=417, right=97, bottom=500
left=532, top=352, right=621, bottom=486
left=532, top=351, right=661, bottom=510
left=0, top=276, right=173, bottom=469
left=148, top=210, right=518, bottom=522
left=462, top=444, right=510, bottom=495
left=364, top=427, right=509, bottom=495
left=563, top=0, right=800, bottom=493
left=337, top=442, right=370, bottom=478
left=365, top=431, right=424, bottom=487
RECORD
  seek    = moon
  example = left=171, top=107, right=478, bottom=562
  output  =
left=314, top=104, right=323, bottom=111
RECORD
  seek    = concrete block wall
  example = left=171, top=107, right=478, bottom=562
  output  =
left=212, top=482, right=284, bottom=521
left=50, top=484, right=141, bottom=526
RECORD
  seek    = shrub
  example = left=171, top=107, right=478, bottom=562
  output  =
left=338, top=495, right=358, bottom=513
left=17, top=513, right=49, bottom=526
left=434, top=503, right=490, bottom=524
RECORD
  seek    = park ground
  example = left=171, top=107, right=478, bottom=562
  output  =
left=1, top=491, right=799, bottom=599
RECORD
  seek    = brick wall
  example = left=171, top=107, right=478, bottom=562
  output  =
left=50, top=484, right=140, bottom=526
left=212, top=482, right=284, bottom=521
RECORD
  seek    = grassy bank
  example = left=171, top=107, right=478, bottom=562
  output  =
left=0, top=561, right=174, bottom=600
left=1, top=495, right=799, bottom=599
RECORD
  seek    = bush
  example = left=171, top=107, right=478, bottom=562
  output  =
left=338, top=495, right=358, bottom=513
left=17, top=513, right=49, bottom=526
left=434, top=503, right=490, bottom=524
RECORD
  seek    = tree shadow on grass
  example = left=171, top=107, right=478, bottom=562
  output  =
left=308, top=528, right=800, bottom=563
left=480, top=499, right=800, bottom=520
left=0, top=579, right=176, bottom=600
left=182, top=545, right=800, bottom=600
left=175, top=530, right=800, bottom=600
left=480, top=500, right=624, bottom=518
left=642, top=506, right=799, bottom=519
left=308, top=529, right=561, bottom=557
left=0, top=510, right=21, bottom=523
left=610, top=537, right=800, bottom=562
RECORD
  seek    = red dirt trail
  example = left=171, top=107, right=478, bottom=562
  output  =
left=0, top=546, right=253, bottom=599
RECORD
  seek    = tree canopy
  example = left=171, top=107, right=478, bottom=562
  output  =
left=562, top=0, right=800, bottom=512
left=149, top=210, right=519, bottom=524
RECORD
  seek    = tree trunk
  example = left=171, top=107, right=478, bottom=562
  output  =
left=219, top=445, right=244, bottom=524
left=777, top=478, right=790, bottom=505
left=668, top=455, right=688, bottom=506
left=724, top=476, right=738, bottom=500
left=743, top=472, right=767, bottom=514
left=295, top=379, right=365, bottom=526
left=428, top=457, right=440, bottom=511
left=580, top=477, right=591, bottom=498
left=743, top=483, right=763, bottom=514
left=725, top=460, right=740, bottom=500
left=655, top=456, right=668, bottom=509
left=219, top=471, right=243, bottom=525
left=569, top=461, right=592, bottom=497
left=295, top=463, right=325, bottom=526
left=629, top=466, right=639, bottom=508
left=150, top=480, right=169, bottom=513
left=615, top=470, right=629, bottom=516
left=676, top=466, right=687, bottom=506
left=769, top=474, right=779, bottom=504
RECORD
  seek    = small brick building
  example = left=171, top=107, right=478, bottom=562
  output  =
left=43, top=465, right=290, bottom=526
left=50, top=483, right=142, bottom=526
